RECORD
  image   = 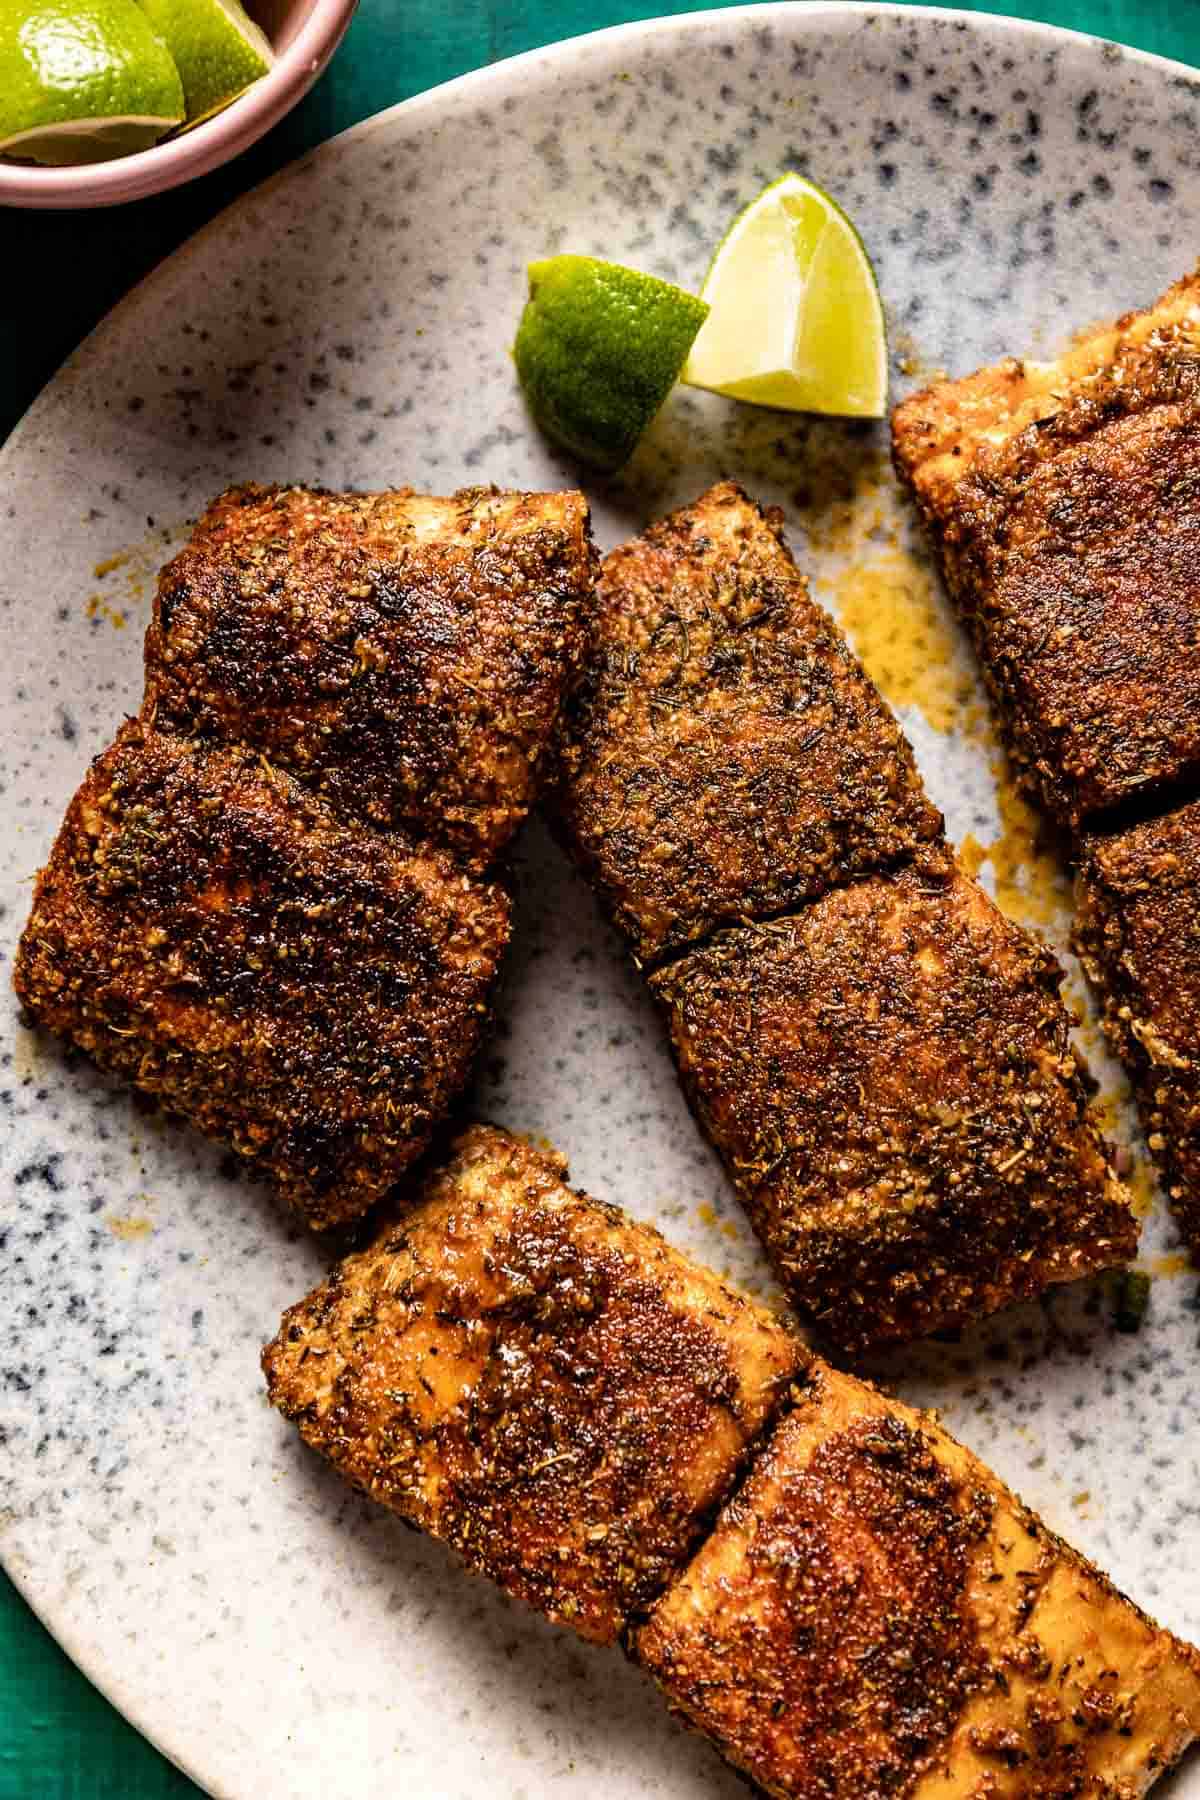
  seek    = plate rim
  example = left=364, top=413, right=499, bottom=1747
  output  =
left=3, top=5, right=1198, bottom=1795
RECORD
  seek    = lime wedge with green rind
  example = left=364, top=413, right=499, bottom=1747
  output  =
left=515, top=255, right=709, bottom=472
left=0, top=0, right=184, bottom=163
left=135, top=0, right=272, bottom=127
left=683, top=172, right=888, bottom=418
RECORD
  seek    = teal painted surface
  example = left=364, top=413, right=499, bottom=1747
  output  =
left=0, top=0, right=1196, bottom=1793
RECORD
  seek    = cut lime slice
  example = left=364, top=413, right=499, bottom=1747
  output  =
left=135, top=0, right=272, bottom=127
left=514, top=255, right=709, bottom=473
left=682, top=173, right=888, bottom=418
left=0, top=0, right=184, bottom=163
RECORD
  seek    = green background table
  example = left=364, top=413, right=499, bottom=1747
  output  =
left=0, top=0, right=1196, bottom=1792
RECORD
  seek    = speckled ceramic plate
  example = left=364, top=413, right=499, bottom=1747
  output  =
left=3, top=7, right=1200, bottom=1797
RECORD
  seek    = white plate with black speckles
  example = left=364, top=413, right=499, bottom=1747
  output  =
left=3, top=6, right=1200, bottom=1796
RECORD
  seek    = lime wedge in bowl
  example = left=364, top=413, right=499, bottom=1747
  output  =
left=135, top=0, right=272, bottom=127
left=514, top=255, right=709, bottom=472
left=683, top=172, right=888, bottom=417
left=0, top=0, right=184, bottom=163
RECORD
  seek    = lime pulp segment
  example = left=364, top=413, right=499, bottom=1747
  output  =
left=682, top=173, right=888, bottom=418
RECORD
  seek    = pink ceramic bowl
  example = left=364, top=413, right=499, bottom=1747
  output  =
left=0, top=0, right=356, bottom=208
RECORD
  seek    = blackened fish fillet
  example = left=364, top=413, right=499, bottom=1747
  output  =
left=18, top=481, right=594, bottom=1226
left=14, top=721, right=509, bottom=1228
left=145, top=483, right=596, bottom=870
left=639, top=1357, right=1200, bottom=1800
left=265, top=1127, right=1200, bottom=1799
left=555, top=484, right=1134, bottom=1351
left=651, top=852, right=1135, bottom=1351
left=1075, top=797, right=1200, bottom=1256
left=553, top=480, right=940, bottom=963
left=262, top=1124, right=803, bottom=1642
left=892, top=269, right=1200, bottom=829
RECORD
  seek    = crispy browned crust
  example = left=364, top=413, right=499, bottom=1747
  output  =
left=553, top=481, right=941, bottom=963
left=145, top=483, right=596, bottom=870
left=13, top=721, right=509, bottom=1228
left=650, top=854, right=1136, bottom=1352
left=638, top=1360, right=1200, bottom=1800
left=261, top=1125, right=805, bottom=1644
left=892, top=269, right=1200, bottom=828
left=1075, top=798, right=1200, bottom=1256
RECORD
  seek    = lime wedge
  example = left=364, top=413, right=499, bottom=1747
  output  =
left=514, top=255, right=709, bottom=472
left=683, top=173, right=888, bottom=417
left=0, top=0, right=184, bottom=163
left=135, top=0, right=272, bottom=126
